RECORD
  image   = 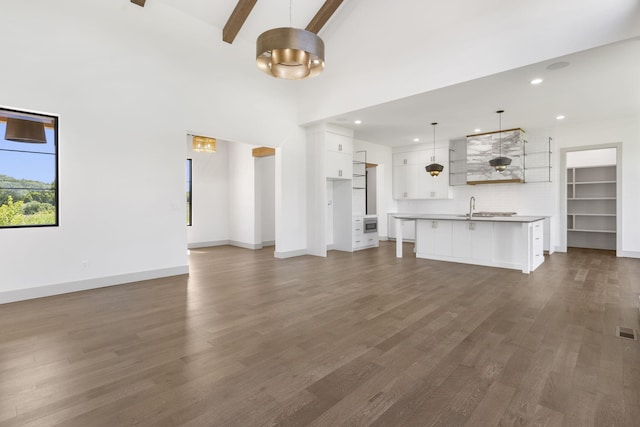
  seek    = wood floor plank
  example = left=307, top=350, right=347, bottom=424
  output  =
left=0, top=244, right=638, bottom=426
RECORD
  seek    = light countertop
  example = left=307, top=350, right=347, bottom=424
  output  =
left=392, top=213, right=545, bottom=223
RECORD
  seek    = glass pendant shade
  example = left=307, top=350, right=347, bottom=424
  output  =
left=4, top=118, right=46, bottom=143
left=489, top=110, right=511, bottom=172
left=256, top=27, right=325, bottom=80
left=192, top=136, right=216, bottom=153
left=425, top=122, right=443, bottom=177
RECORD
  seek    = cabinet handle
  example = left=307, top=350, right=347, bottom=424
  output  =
left=403, top=159, right=407, bottom=165
left=339, top=144, right=342, bottom=151
left=403, top=192, right=408, bottom=197
left=432, top=220, right=437, bottom=228
left=339, top=170, right=342, bottom=177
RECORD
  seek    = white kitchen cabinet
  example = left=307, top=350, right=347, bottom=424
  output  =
left=393, top=164, right=427, bottom=199
left=531, top=220, right=544, bottom=270
left=326, top=150, right=352, bottom=179
left=326, top=132, right=353, bottom=180
left=392, top=148, right=451, bottom=199
left=452, top=221, right=493, bottom=261
left=397, top=216, right=545, bottom=273
left=352, top=215, right=378, bottom=251
left=416, top=220, right=452, bottom=257
left=326, top=132, right=353, bottom=154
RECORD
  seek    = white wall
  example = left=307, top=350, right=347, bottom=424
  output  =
left=0, top=0, right=304, bottom=302
left=298, top=0, right=640, bottom=124
left=256, top=155, right=276, bottom=245
left=556, top=115, right=640, bottom=256
left=566, top=148, right=617, bottom=167
left=228, top=142, right=258, bottom=248
left=275, top=128, right=308, bottom=258
left=187, top=137, right=229, bottom=247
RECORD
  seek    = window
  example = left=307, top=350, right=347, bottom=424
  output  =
left=186, top=159, right=192, bottom=226
left=0, top=107, right=58, bottom=228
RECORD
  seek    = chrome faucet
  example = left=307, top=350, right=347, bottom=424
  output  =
left=468, top=196, right=476, bottom=219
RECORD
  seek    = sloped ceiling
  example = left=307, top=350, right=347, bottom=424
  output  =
left=141, top=1, right=640, bottom=146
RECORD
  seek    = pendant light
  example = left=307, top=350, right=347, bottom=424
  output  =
left=489, top=110, right=511, bottom=172
left=425, top=122, right=444, bottom=176
left=4, top=117, right=46, bottom=143
left=256, top=0, right=325, bottom=80
left=192, top=136, right=216, bottom=153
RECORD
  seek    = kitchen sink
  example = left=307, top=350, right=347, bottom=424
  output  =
left=473, top=211, right=516, bottom=217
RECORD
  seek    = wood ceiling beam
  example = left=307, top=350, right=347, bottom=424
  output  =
left=252, top=147, right=275, bottom=157
left=223, top=0, right=258, bottom=44
left=306, top=0, right=343, bottom=34
left=130, top=0, right=146, bottom=7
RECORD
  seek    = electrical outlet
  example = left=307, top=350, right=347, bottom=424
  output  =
left=80, top=260, right=89, bottom=270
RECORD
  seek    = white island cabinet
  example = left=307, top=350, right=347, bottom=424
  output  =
left=395, top=214, right=545, bottom=274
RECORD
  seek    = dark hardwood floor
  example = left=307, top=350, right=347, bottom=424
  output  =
left=1, top=242, right=639, bottom=426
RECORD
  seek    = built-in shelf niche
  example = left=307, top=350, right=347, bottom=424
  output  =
left=567, top=164, right=616, bottom=250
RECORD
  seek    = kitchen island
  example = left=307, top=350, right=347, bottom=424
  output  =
left=393, top=214, right=545, bottom=273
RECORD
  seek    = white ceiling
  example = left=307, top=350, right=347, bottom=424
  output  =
left=324, top=38, right=640, bottom=147
left=150, top=1, right=640, bottom=148
left=153, top=0, right=332, bottom=44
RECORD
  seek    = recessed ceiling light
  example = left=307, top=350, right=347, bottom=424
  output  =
left=530, top=78, right=543, bottom=85
left=556, top=115, right=566, bottom=120
left=354, top=120, right=362, bottom=124
left=413, top=138, right=420, bottom=142
left=546, top=61, right=570, bottom=70
left=474, top=128, right=481, bottom=132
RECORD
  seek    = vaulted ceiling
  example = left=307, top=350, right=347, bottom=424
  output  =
left=130, top=1, right=640, bottom=146
left=135, top=0, right=343, bottom=44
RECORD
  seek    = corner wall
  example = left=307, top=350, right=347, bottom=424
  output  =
left=0, top=0, right=304, bottom=303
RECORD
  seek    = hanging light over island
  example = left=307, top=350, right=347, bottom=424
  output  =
left=488, top=110, right=512, bottom=172
left=425, top=122, right=444, bottom=176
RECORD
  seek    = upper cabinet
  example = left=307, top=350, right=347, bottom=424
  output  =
left=326, top=132, right=353, bottom=179
left=392, top=148, right=451, bottom=199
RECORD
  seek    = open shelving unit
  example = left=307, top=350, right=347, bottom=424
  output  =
left=353, top=150, right=366, bottom=190
left=567, top=165, right=616, bottom=250
left=523, top=136, right=552, bottom=182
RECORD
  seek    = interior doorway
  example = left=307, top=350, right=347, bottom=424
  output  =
left=560, top=144, right=622, bottom=255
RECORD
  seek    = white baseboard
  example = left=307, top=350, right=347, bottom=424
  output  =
left=229, top=240, right=263, bottom=250
left=0, top=265, right=189, bottom=305
left=189, top=240, right=266, bottom=250
left=188, top=240, right=229, bottom=249
left=262, top=240, right=276, bottom=247
left=274, top=249, right=308, bottom=259
left=622, top=250, right=640, bottom=258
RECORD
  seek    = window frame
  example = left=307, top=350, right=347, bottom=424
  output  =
left=0, top=107, right=59, bottom=229
left=186, top=158, right=192, bottom=226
